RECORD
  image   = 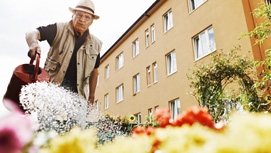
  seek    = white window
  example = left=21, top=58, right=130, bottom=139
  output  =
left=94, top=100, right=99, bottom=110
left=105, top=65, right=109, bottom=79
left=166, top=51, right=177, bottom=75
left=169, top=98, right=180, bottom=120
left=116, top=84, right=124, bottom=103
left=154, top=105, right=159, bottom=112
left=134, top=113, right=141, bottom=125
left=164, top=10, right=173, bottom=32
left=145, top=30, right=150, bottom=47
left=148, top=108, right=153, bottom=118
left=135, top=113, right=141, bottom=124
left=151, top=25, right=156, bottom=43
left=152, top=62, right=158, bottom=83
left=189, top=0, right=207, bottom=12
left=116, top=53, right=124, bottom=70
left=133, top=74, right=140, bottom=94
left=133, top=39, right=139, bottom=57
left=193, top=27, right=216, bottom=60
left=104, top=94, right=109, bottom=109
left=146, top=66, right=151, bottom=86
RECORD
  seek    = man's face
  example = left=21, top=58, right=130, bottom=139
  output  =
left=72, top=10, right=94, bottom=36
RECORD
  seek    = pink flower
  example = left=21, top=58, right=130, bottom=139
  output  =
left=0, top=127, right=21, bottom=153
left=0, top=100, right=36, bottom=153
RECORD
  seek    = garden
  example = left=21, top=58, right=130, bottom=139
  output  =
left=1, top=2, right=271, bottom=153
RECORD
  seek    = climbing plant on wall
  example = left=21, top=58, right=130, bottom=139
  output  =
left=240, top=2, right=271, bottom=96
left=187, top=46, right=268, bottom=123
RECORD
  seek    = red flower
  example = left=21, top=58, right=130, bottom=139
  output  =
left=173, top=106, right=215, bottom=129
left=145, top=126, right=155, bottom=135
left=131, top=126, right=146, bottom=135
left=155, top=108, right=171, bottom=128
left=131, top=126, right=155, bottom=136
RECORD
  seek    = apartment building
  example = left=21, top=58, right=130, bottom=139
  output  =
left=95, top=0, right=270, bottom=123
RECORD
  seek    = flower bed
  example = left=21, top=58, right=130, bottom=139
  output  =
left=2, top=102, right=271, bottom=153
left=2, top=82, right=271, bottom=153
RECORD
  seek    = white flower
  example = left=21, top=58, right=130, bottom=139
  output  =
left=20, top=82, right=89, bottom=133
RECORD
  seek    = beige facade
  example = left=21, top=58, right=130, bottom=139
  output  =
left=95, top=0, right=269, bottom=123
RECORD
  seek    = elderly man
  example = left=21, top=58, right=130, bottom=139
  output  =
left=26, top=0, right=102, bottom=105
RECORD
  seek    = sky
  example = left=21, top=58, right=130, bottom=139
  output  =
left=0, top=0, right=155, bottom=117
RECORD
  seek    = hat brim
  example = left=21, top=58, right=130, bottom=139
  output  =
left=69, top=7, right=99, bottom=20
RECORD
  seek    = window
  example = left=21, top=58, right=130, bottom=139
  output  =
left=151, top=25, right=156, bottom=43
left=152, top=62, right=158, bottom=83
left=169, top=98, right=180, bottom=120
left=146, top=66, right=151, bottom=86
left=135, top=113, right=141, bottom=124
left=116, top=84, right=124, bottom=103
left=104, top=94, right=109, bottom=109
left=164, top=10, right=173, bottom=32
left=94, top=100, right=99, bottom=110
left=105, top=65, right=109, bottom=79
left=133, top=39, right=139, bottom=57
left=166, top=51, right=177, bottom=75
left=148, top=108, right=153, bottom=119
left=189, top=0, right=207, bottom=12
left=133, top=74, right=140, bottom=94
left=266, top=0, right=271, bottom=5
left=193, top=27, right=216, bottom=60
left=154, top=105, right=159, bottom=112
left=116, top=53, right=124, bottom=70
left=145, top=30, right=150, bottom=47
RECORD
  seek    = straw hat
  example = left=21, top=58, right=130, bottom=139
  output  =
left=69, top=0, right=99, bottom=20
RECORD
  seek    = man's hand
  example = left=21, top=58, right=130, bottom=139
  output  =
left=28, top=43, right=41, bottom=60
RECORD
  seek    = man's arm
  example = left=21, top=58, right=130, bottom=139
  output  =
left=25, top=29, right=41, bottom=59
left=88, top=68, right=99, bottom=105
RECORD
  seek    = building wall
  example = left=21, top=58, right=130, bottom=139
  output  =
left=95, top=0, right=268, bottom=121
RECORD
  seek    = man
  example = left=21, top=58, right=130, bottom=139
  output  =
left=26, top=0, right=102, bottom=105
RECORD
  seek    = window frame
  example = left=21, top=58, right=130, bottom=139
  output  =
left=135, top=113, right=141, bottom=125
left=133, top=73, right=140, bottom=94
left=105, top=65, right=110, bottom=79
left=151, top=24, right=156, bottom=43
left=94, top=100, right=99, bottom=110
left=166, top=51, right=177, bottom=75
left=169, top=98, right=181, bottom=120
left=148, top=108, right=153, bottom=119
left=152, top=62, right=158, bottom=83
left=193, top=27, right=216, bottom=60
left=145, top=29, right=150, bottom=47
left=104, top=94, right=109, bottom=109
left=116, top=52, right=124, bottom=70
left=132, top=39, right=139, bottom=57
left=146, top=66, right=151, bottom=86
left=163, top=10, right=173, bottom=32
left=116, top=84, right=124, bottom=103
left=188, top=0, right=207, bottom=12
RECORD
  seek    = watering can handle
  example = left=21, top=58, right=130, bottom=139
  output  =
left=30, top=53, right=40, bottom=82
